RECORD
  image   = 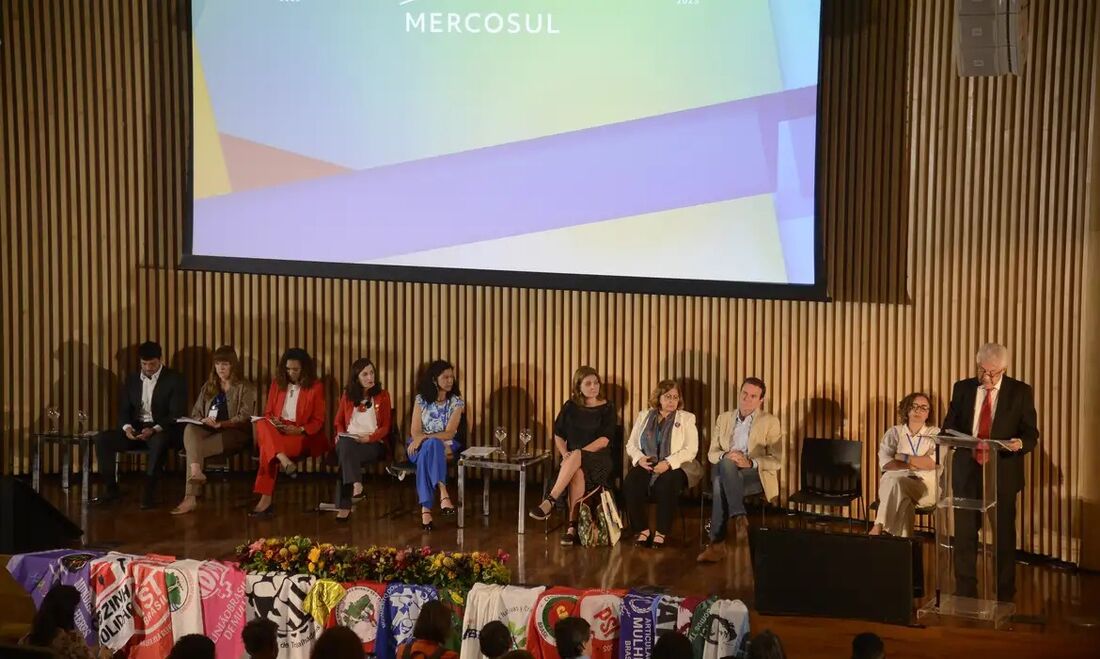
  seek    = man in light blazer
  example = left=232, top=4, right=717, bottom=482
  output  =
left=942, top=342, right=1039, bottom=602
left=697, top=377, right=783, bottom=563
left=92, top=341, right=188, bottom=508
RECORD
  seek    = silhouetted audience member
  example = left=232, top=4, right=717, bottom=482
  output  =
left=21, top=585, right=111, bottom=658
left=395, top=600, right=458, bottom=659
left=167, top=634, right=215, bottom=659
left=747, top=630, right=786, bottom=659
left=479, top=620, right=513, bottom=658
left=242, top=618, right=279, bottom=659
left=652, top=631, right=693, bottom=659
left=553, top=617, right=592, bottom=659
left=852, top=632, right=886, bottom=659
left=311, top=626, right=365, bottom=659
left=500, top=651, right=536, bottom=659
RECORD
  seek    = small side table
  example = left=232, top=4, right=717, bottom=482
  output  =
left=32, top=431, right=97, bottom=503
left=457, top=450, right=550, bottom=534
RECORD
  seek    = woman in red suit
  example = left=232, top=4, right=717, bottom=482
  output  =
left=331, top=357, right=392, bottom=520
left=250, top=348, right=327, bottom=517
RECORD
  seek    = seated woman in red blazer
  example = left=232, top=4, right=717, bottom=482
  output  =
left=332, top=357, right=392, bottom=520
left=250, top=348, right=327, bottom=517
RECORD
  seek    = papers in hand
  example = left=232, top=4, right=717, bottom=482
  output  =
left=461, top=446, right=499, bottom=458
left=176, top=417, right=206, bottom=426
left=337, top=432, right=360, bottom=442
left=251, top=416, right=265, bottom=422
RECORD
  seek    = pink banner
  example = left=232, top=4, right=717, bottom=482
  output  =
left=199, top=560, right=248, bottom=659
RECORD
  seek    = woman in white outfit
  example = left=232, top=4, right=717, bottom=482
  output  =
left=869, top=392, right=940, bottom=537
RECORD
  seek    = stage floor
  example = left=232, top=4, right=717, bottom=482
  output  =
left=7, top=473, right=1100, bottom=658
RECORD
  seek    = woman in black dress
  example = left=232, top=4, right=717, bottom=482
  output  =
left=529, top=366, right=616, bottom=545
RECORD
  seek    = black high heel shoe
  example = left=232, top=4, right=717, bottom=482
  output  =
left=528, top=494, right=558, bottom=521
left=421, top=510, right=434, bottom=532
left=560, top=522, right=578, bottom=546
left=440, top=496, right=456, bottom=517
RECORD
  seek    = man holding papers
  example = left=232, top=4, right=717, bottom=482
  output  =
left=942, top=342, right=1039, bottom=602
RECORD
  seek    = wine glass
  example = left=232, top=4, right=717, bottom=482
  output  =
left=518, top=428, right=533, bottom=458
left=76, top=410, right=89, bottom=435
left=493, top=426, right=508, bottom=457
left=45, top=406, right=61, bottom=434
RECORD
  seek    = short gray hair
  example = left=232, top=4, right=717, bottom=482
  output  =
left=975, top=342, right=1010, bottom=368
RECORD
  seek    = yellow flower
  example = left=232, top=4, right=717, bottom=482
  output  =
left=288, top=544, right=299, bottom=554
left=308, top=562, right=316, bottom=572
left=279, top=548, right=289, bottom=558
left=443, top=557, right=455, bottom=568
left=308, top=547, right=321, bottom=563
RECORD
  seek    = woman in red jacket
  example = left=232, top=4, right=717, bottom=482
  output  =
left=332, top=357, right=392, bottom=521
left=250, top=348, right=327, bottom=517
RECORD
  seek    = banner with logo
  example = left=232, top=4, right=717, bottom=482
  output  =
left=331, top=581, right=388, bottom=654
left=375, top=583, right=439, bottom=659
left=246, top=572, right=319, bottom=659
left=526, top=586, right=582, bottom=659
left=578, top=589, right=625, bottom=659
left=128, top=557, right=176, bottom=659
left=618, top=590, right=658, bottom=659
left=165, top=559, right=204, bottom=641
left=6, top=549, right=104, bottom=647
left=91, top=552, right=139, bottom=652
left=199, top=560, right=248, bottom=659
left=501, top=584, right=544, bottom=651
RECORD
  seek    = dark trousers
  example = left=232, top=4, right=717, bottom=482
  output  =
left=623, top=465, right=687, bottom=535
left=952, top=454, right=1019, bottom=601
left=95, top=423, right=181, bottom=495
left=335, top=439, right=385, bottom=508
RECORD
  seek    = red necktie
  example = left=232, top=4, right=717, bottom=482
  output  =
left=975, top=387, right=994, bottom=464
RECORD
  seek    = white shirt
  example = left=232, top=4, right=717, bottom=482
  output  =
left=730, top=411, right=759, bottom=469
left=971, top=378, right=1002, bottom=437
left=281, top=384, right=300, bottom=422
left=346, top=402, right=378, bottom=436
left=123, top=366, right=161, bottom=432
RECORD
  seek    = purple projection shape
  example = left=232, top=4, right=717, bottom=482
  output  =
left=194, top=86, right=816, bottom=265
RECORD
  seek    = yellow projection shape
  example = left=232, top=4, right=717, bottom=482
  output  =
left=192, top=43, right=231, bottom=199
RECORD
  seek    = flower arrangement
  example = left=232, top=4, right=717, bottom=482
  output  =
left=235, top=536, right=511, bottom=593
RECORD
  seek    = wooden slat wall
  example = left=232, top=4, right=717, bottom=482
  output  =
left=1, top=0, right=1096, bottom=563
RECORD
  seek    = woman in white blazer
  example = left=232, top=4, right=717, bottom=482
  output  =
left=623, top=380, right=703, bottom=548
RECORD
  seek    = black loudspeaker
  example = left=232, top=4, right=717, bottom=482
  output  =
left=750, top=527, right=919, bottom=626
left=0, top=477, right=83, bottom=553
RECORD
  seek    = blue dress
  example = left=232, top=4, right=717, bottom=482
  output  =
left=406, top=394, right=465, bottom=508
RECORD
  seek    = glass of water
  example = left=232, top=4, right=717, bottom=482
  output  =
left=518, top=428, right=533, bottom=457
left=45, top=406, right=61, bottom=434
left=76, top=410, right=89, bottom=435
left=493, top=426, right=508, bottom=456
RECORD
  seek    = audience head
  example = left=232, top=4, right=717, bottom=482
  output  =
left=137, top=340, right=163, bottom=376
left=746, top=630, right=786, bottom=659
left=738, top=377, right=767, bottom=417
left=346, top=357, right=382, bottom=401
left=897, top=392, right=933, bottom=427
left=975, top=342, right=1009, bottom=387
left=27, top=584, right=80, bottom=646
left=571, top=366, right=602, bottom=404
left=648, top=379, right=683, bottom=413
left=419, top=360, right=460, bottom=402
left=852, top=632, right=886, bottom=659
left=411, top=600, right=453, bottom=645
left=501, top=651, right=536, bottom=659
left=277, top=347, right=316, bottom=388
left=479, top=620, right=513, bottom=657
left=167, top=634, right=215, bottom=659
left=204, top=345, right=243, bottom=394
left=310, top=625, right=364, bottom=659
left=242, top=618, right=279, bottom=659
left=552, top=616, right=591, bottom=659
left=652, top=630, right=693, bottom=659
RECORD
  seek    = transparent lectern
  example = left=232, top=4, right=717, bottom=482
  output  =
left=918, top=432, right=1014, bottom=627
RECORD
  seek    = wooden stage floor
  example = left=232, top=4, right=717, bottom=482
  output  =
left=4, top=473, right=1099, bottom=658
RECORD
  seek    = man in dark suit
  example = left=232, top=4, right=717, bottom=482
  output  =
left=942, top=342, right=1039, bottom=602
left=93, top=341, right=187, bottom=508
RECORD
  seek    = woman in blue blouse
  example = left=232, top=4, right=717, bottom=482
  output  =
left=405, top=359, right=465, bottom=531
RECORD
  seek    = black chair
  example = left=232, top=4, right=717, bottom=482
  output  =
left=788, top=438, right=864, bottom=531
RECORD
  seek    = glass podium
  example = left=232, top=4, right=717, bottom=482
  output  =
left=917, top=432, right=1015, bottom=628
